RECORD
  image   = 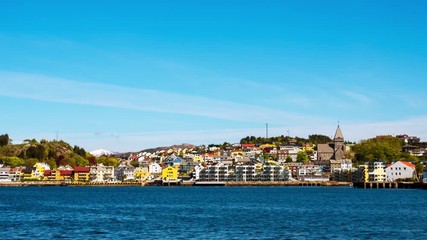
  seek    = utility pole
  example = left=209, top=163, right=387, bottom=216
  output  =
left=266, top=123, right=269, bottom=138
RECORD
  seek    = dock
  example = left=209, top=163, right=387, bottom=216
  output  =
left=352, top=181, right=424, bottom=189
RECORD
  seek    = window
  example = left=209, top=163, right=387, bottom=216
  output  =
left=404, top=167, right=406, bottom=170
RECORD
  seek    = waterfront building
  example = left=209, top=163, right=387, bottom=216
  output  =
left=235, top=165, right=256, bottom=181
left=162, top=166, right=178, bottom=181
left=198, top=163, right=232, bottom=182
left=385, top=161, right=416, bottom=182
left=0, top=167, right=9, bottom=181
left=353, top=165, right=369, bottom=182
left=148, top=162, right=162, bottom=174
left=9, top=167, right=23, bottom=181
left=115, top=165, right=135, bottom=181
left=73, top=167, right=90, bottom=182
left=261, top=165, right=289, bottom=181
left=134, top=167, right=150, bottom=181
left=90, top=164, right=115, bottom=182
left=32, top=163, right=51, bottom=180
left=42, top=169, right=73, bottom=181
left=59, top=170, right=73, bottom=181
left=331, top=168, right=355, bottom=182
left=297, top=164, right=327, bottom=181
left=197, top=164, right=290, bottom=182
left=367, top=162, right=386, bottom=182
left=194, top=164, right=204, bottom=180
left=283, top=162, right=303, bottom=178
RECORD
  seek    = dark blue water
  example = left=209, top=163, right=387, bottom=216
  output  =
left=1, top=186, right=427, bottom=239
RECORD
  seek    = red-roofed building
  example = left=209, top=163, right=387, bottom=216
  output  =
left=59, top=170, right=73, bottom=181
left=73, top=167, right=90, bottom=182
left=42, top=170, right=56, bottom=181
left=241, top=144, right=255, bottom=151
left=385, top=161, right=416, bottom=182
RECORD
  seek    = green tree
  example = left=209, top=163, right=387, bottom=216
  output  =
left=285, top=155, right=293, bottom=163
left=130, top=160, right=140, bottom=168
left=0, top=134, right=9, bottom=147
left=0, top=156, right=25, bottom=167
left=73, top=145, right=87, bottom=157
left=73, top=154, right=89, bottom=167
left=25, top=158, right=38, bottom=168
left=47, top=158, right=57, bottom=169
left=97, top=156, right=119, bottom=167
left=297, top=151, right=309, bottom=163
left=26, top=144, right=47, bottom=161
left=352, top=136, right=402, bottom=163
left=416, top=163, right=424, bottom=174
left=308, top=134, right=332, bottom=145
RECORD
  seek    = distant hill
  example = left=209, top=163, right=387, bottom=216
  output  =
left=90, top=149, right=116, bottom=157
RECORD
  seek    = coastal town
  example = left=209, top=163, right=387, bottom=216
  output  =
left=1, top=126, right=427, bottom=188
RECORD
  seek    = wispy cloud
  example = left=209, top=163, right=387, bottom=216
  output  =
left=0, top=71, right=317, bottom=124
left=60, top=116, right=427, bottom=151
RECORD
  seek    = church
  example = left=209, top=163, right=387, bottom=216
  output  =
left=317, top=125, right=345, bottom=161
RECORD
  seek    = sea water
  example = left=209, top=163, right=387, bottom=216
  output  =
left=1, top=186, right=427, bottom=239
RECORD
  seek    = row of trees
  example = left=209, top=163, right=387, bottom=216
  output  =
left=240, top=134, right=334, bottom=147
left=0, top=134, right=118, bottom=169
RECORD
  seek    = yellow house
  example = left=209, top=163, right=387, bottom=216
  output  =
left=162, top=166, right=178, bottom=181
left=193, top=155, right=203, bottom=164
left=134, top=167, right=150, bottom=181
left=73, top=167, right=90, bottom=182
left=260, top=144, right=276, bottom=149
left=31, top=163, right=51, bottom=180
left=357, top=165, right=369, bottom=182
left=302, top=144, right=315, bottom=152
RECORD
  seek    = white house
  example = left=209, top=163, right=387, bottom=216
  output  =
left=33, top=163, right=51, bottom=179
left=149, top=162, right=162, bottom=174
left=90, top=164, right=115, bottom=182
left=194, top=164, right=204, bottom=180
left=0, top=167, right=10, bottom=182
left=385, top=161, right=416, bottom=182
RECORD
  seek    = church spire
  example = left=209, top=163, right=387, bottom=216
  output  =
left=334, top=125, right=344, bottom=141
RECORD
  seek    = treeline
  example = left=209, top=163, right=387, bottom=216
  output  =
left=240, top=134, right=333, bottom=146
left=0, top=134, right=118, bottom=169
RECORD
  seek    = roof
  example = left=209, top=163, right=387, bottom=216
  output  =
left=401, top=161, right=416, bottom=169
left=44, top=170, right=52, bottom=175
left=317, top=143, right=334, bottom=153
left=241, top=144, right=255, bottom=147
left=59, top=170, right=73, bottom=176
left=74, top=167, right=90, bottom=172
left=334, top=125, right=344, bottom=141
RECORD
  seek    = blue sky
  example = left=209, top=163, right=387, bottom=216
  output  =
left=1, top=0, right=426, bottom=152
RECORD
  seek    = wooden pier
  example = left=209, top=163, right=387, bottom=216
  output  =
left=352, top=181, right=423, bottom=189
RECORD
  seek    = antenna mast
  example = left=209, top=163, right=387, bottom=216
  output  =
left=266, top=123, right=269, bottom=138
